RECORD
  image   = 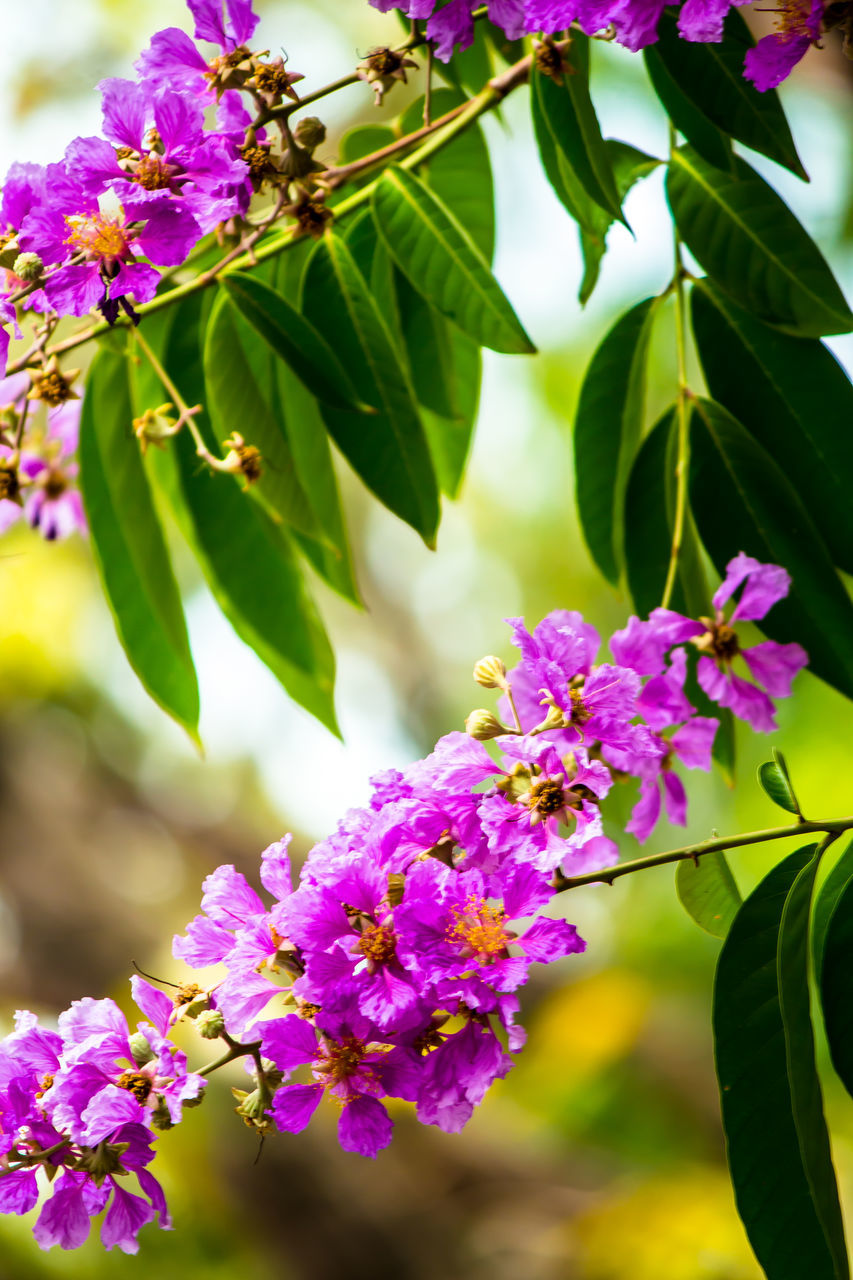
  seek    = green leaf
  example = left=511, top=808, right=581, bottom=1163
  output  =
left=371, top=165, right=534, bottom=355
left=812, top=838, right=853, bottom=980
left=574, top=297, right=658, bottom=584
left=676, top=850, right=742, bottom=938
left=79, top=345, right=199, bottom=739
left=145, top=294, right=339, bottom=732
left=338, top=123, right=395, bottom=166
left=758, top=749, right=802, bottom=817
left=221, top=271, right=374, bottom=414
left=820, top=865, right=853, bottom=1104
left=530, top=39, right=624, bottom=224
left=400, top=90, right=495, bottom=260
left=714, top=846, right=849, bottom=1280
left=300, top=231, right=439, bottom=544
left=689, top=397, right=853, bottom=701
left=651, top=9, right=806, bottom=179
left=271, top=245, right=360, bottom=605
left=421, top=323, right=481, bottom=499
left=644, top=44, right=734, bottom=173
left=202, top=292, right=321, bottom=538
left=666, top=147, right=853, bottom=337
left=578, top=142, right=661, bottom=306
left=691, top=280, right=853, bottom=574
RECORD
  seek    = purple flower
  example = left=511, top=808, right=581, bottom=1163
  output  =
left=612, top=554, right=807, bottom=733
left=260, top=1012, right=418, bottom=1157
left=19, top=178, right=200, bottom=321
left=370, top=0, right=523, bottom=61
left=137, top=0, right=260, bottom=96
left=626, top=717, right=718, bottom=842
left=744, top=0, right=823, bottom=89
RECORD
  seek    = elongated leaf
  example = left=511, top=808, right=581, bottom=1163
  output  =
left=401, top=90, right=495, bottom=261
left=221, top=272, right=372, bottom=414
left=667, top=147, right=853, bottom=336
left=689, top=397, right=853, bottom=701
left=575, top=297, right=658, bottom=584
left=202, top=293, right=320, bottom=538
left=651, top=9, right=806, bottom=179
left=79, top=344, right=199, bottom=738
left=812, top=839, right=853, bottom=979
left=144, top=294, right=339, bottom=732
left=644, top=44, right=734, bottom=173
left=676, top=850, right=741, bottom=938
left=272, top=246, right=360, bottom=605
left=821, top=868, right=853, bottom=1103
left=758, top=750, right=802, bottom=817
left=531, top=40, right=623, bottom=223
left=579, top=142, right=661, bottom=306
left=691, top=280, right=853, bottom=574
left=714, top=846, right=848, bottom=1280
left=339, top=123, right=395, bottom=166
left=300, top=231, right=439, bottom=544
left=371, top=165, right=534, bottom=355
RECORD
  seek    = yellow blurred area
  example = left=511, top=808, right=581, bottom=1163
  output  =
left=571, top=1167, right=761, bottom=1279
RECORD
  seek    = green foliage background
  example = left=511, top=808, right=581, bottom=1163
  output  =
left=2, top=1, right=853, bottom=1275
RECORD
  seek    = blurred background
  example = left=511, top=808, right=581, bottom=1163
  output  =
left=2, top=2, right=853, bottom=1275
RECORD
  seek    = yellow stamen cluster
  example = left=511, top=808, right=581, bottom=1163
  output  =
left=64, top=212, right=129, bottom=260
left=447, top=895, right=513, bottom=962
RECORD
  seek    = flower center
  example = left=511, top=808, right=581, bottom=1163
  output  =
left=695, top=617, right=740, bottom=663
left=132, top=155, right=174, bottom=191
left=569, top=686, right=592, bottom=725
left=448, top=895, right=514, bottom=962
left=32, top=371, right=72, bottom=407
left=774, top=0, right=816, bottom=39
left=317, top=1036, right=367, bottom=1084
left=64, top=211, right=130, bottom=260
left=115, top=1070, right=152, bottom=1103
left=42, top=468, right=68, bottom=500
left=525, top=777, right=567, bottom=816
left=357, top=922, right=396, bottom=965
left=0, top=464, right=19, bottom=502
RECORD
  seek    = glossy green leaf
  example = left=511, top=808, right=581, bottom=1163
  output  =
left=203, top=293, right=320, bottom=538
left=820, top=866, right=853, bottom=1104
left=338, top=123, right=395, bottom=166
left=758, top=749, right=802, bottom=817
left=578, top=142, right=661, bottom=306
left=145, top=294, right=339, bottom=732
left=812, top=839, right=853, bottom=980
left=400, top=91, right=495, bottom=260
left=271, top=245, right=360, bottom=605
left=651, top=9, right=806, bottom=179
left=531, top=39, right=624, bottom=224
left=79, top=344, right=199, bottom=739
left=676, top=850, right=742, bottom=938
left=667, top=147, right=853, bottom=336
left=575, top=297, right=658, bottom=584
left=371, top=165, right=534, bottom=355
left=221, top=271, right=373, bottom=414
left=644, top=43, right=734, bottom=173
left=691, top=280, right=853, bottom=574
left=689, top=397, right=853, bottom=701
left=300, top=231, right=439, bottom=544
left=714, top=846, right=848, bottom=1280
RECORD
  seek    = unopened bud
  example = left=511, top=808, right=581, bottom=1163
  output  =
left=196, top=1009, right=225, bottom=1040
left=293, top=116, right=326, bottom=152
left=473, top=655, right=507, bottom=689
left=12, top=252, right=42, bottom=283
left=129, top=1032, right=155, bottom=1066
left=465, top=709, right=507, bottom=741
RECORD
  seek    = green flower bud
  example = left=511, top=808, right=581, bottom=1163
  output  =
left=196, top=1009, right=226, bottom=1040
left=473, top=655, right=507, bottom=689
left=465, top=709, right=508, bottom=741
left=12, top=252, right=43, bottom=282
left=129, top=1031, right=155, bottom=1066
left=293, top=116, right=326, bottom=152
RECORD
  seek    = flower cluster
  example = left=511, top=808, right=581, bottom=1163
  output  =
left=0, top=369, right=86, bottom=541
left=0, top=553, right=807, bottom=1249
left=0, top=986, right=205, bottom=1253
left=372, top=0, right=832, bottom=88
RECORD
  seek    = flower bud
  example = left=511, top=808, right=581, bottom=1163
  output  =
left=12, top=252, right=43, bottom=283
left=465, top=709, right=508, bottom=741
left=129, top=1031, right=155, bottom=1066
left=473, top=655, right=507, bottom=689
left=196, top=1009, right=225, bottom=1040
left=293, top=116, right=326, bottom=152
